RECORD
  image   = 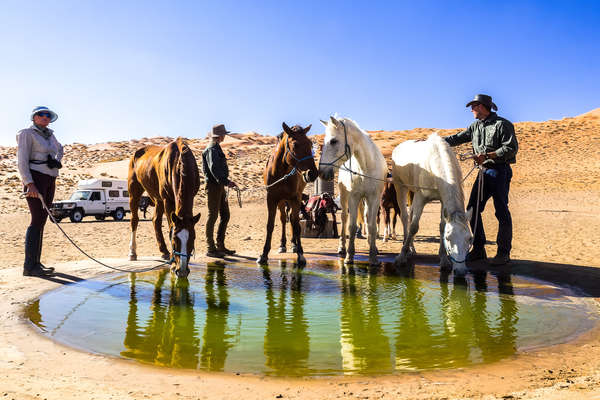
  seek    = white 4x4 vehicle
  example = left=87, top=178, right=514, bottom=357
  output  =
left=51, top=179, right=131, bottom=223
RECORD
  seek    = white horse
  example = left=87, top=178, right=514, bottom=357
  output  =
left=391, top=132, right=473, bottom=275
left=318, top=116, right=387, bottom=266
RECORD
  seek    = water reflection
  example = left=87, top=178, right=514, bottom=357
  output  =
left=122, top=270, right=200, bottom=368
left=28, top=260, right=593, bottom=376
left=200, top=263, right=237, bottom=371
left=340, top=264, right=392, bottom=374
left=262, top=262, right=310, bottom=375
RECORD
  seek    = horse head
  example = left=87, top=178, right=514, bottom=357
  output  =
left=169, top=212, right=201, bottom=278
left=318, top=116, right=352, bottom=181
left=442, top=208, right=473, bottom=275
left=282, top=122, right=318, bottom=183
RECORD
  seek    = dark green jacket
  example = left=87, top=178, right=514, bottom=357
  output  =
left=202, top=142, right=230, bottom=186
left=445, top=112, right=518, bottom=165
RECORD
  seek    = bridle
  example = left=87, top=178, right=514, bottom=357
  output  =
left=318, top=120, right=388, bottom=183
left=169, top=226, right=193, bottom=264
left=265, top=134, right=315, bottom=189
left=442, top=216, right=472, bottom=264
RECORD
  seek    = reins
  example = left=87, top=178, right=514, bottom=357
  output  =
left=24, top=193, right=178, bottom=273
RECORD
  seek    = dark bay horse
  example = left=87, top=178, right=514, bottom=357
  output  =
left=128, top=137, right=201, bottom=278
left=257, top=123, right=319, bottom=266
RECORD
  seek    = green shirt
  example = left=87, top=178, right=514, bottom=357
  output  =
left=202, top=141, right=230, bottom=185
left=445, top=112, right=518, bottom=165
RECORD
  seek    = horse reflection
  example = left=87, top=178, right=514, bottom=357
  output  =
left=200, top=264, right=235, bottom=371
left=340, top=266, right=392, bottom=374
left=262, top=262, right=310, bottom=375
left=122, top=270, right=200, bottom=368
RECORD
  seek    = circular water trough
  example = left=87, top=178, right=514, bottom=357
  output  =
left=26, top=257, right=599, bottom=376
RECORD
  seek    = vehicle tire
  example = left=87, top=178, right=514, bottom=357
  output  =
left=113, top=208, right=125, bottom=221
left=70, top=208, right=84, bottom=223
left=95, top=215, right=106, bottom=221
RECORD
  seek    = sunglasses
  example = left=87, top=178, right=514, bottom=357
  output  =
left=36, top=112, right=52, bottom=118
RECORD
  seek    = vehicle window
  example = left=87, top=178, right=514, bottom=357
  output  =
left=90, top=192, right=101, bottom=201
left=122, top=190, right=129, bottom=197
left=70, top=191, right=91, bottom=201
left=109, top=190, right=119, bottom=198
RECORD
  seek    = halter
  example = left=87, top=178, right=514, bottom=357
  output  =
left=442, top=216, right=471, bottom=264
left=169, top=226, right=193, bottom=263
left=318, top=120, right=388, bottom=183
left=318, top=120, right=352, bottom=169
left=265, top=134, right=315, bottom=189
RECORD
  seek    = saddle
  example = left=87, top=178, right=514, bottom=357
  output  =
left=303, top=192, right=339, bottom=231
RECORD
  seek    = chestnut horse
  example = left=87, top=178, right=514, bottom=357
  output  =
left=257, top=123, right=319, bottom=266
left=127, top=137, right=201, bottom=278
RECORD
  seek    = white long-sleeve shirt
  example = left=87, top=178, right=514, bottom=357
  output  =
left=16, top=125, right=63, bottom=185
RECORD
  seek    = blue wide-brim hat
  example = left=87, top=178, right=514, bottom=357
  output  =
left=31, top=106, right=58, bottom=123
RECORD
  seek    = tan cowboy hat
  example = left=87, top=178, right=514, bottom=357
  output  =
left=207, top=124, right=231, bottom=138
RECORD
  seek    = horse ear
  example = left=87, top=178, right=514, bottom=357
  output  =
left=282, top=122, right=293, bottom=136
left=303, top=124, right=312, bottom=134
left=329, top=116, right=339, bottom=127
left=192, top=212, right=201, bottom=225
left=170, top=212, right=182, bottom=225
left=465, top=207, right=473, bottom=223
left=320, top=119, right=328, bottom=127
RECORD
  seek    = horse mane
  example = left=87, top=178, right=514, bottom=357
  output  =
left=174, top=137, right=199, bottom=218
left=427, top=132, right=465, bottom=211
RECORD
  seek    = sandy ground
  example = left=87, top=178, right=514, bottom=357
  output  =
left=1, top=109, right=600, bottom=399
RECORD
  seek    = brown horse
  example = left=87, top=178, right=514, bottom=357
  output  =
left=257, top=123, right=319, bottom=266
left=127, top=137, right=201, bottom=278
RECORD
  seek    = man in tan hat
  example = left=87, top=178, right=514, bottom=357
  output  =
left=202, top=124, right=238, bottom=257
left=445, top=94, right=518, bottom=265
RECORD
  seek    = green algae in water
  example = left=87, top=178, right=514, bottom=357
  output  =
left=26, top=261, right=599, bottom=376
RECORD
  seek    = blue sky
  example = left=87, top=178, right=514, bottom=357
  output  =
left=1, top=0, right=598, bottom=146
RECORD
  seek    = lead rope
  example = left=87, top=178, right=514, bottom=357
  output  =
left=24, top=193, right=174, bottom=273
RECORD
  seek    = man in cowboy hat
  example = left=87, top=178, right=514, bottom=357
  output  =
left=445, top=94, right=518, bottom=265
left=202, top=124, right=238, bottom=258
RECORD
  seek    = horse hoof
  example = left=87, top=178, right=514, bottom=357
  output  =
left=297, top=254, right=306, bottom=266
left=129, top=254, right=137, bottom=261
left=256, top=256, right=268, bottom=265
left=344, top=255, right=354, bottom=265
left=338, top=247, right=346, bottom=256
left=277, top=247, right=286, bottom=254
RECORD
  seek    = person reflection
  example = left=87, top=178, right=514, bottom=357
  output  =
left=494, top=271, right=518, bottom=358
left=340, top=267, right=392, bottom=374
left=121, top=270, right=200, bottom=369
left=263, top=262, right=310, bottom=375
left=200, top=263, right=234, bottom=371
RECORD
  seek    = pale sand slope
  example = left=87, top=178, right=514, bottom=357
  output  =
left=0, top=110, right=599, bottom=399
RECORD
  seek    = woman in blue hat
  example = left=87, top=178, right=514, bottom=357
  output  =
left=16, top=106, right=63, bottom=276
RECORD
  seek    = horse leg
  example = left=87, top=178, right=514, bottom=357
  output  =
left=152, top=201, right=170, bottom=260
left=331, top=211, right=339, bottom=238
left=163, top=200, right=177, bottom=272
left=395, top=194, right=425, bottom=267
left=338, top=186, right=349, bottom=256
left=392, top=205, right=399, bottom=240
left=439, top=205, right=451, bottom=269
left=289, top=199, right=306, bottom=267
left=257, top=195, right=278, bottom=265
left=366, top=195, right=380, bottom=266
left=383, top=206, right=391, bottom=242
left=128, top=179, right=144, bottom=261
left=278, top=202, right=287, bottom=253
left=345, top=194, right=360, bottom=265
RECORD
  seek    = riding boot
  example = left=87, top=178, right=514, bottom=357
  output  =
left=23, top=226, right=52, bottom=277
left=36, top=228, right=55, bottom=273
left=217, top=242, right=236, bottom=256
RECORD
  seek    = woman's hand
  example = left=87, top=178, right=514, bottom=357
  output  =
left=25, top=183, right=40, bottom=198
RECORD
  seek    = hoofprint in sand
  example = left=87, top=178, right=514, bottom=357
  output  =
left=0, top=109, right=599, bottom=399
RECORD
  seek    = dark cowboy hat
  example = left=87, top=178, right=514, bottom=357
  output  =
left=466, top=94, right=498, bottom=111
left=207, top=124, right=231, bottom=138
